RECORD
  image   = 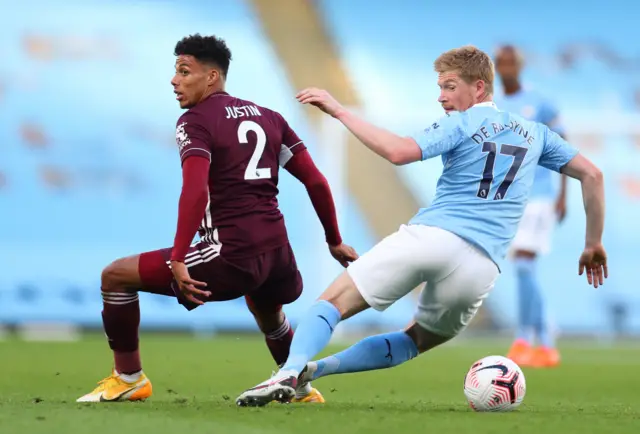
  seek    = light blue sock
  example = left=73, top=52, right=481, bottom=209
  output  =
left=515, top=258, right=536, bottom=343
left=280, top=300, right=341, bottom=375
left=311, top=331, right=419, bottom=380
left=531, top=278, right=554, bottom=348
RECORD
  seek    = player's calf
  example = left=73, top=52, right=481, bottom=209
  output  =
left=245, top=299, right=324, bottom=403
left=246, top=298, right=293, bottom=366
left=404, top=322, right=452, bottom=353
left=100, top=255, right=145, bottom=375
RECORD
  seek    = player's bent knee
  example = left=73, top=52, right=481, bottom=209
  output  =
left=404, top=322, right=452, bottom=354
left=101, top=255, right=143, bottom=292
left=319, top=271, right=370, bottom=320
left=249, top=305, right=285, bottom=333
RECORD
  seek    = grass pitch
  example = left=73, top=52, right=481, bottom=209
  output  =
left=1, top=333, right=639, bottom=434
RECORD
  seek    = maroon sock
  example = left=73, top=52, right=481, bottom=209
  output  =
left=101, top=290, right=142, bottom=374
left=265, top=317, right=293, bottom=367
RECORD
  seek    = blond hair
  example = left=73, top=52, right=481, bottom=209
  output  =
left=434, top=45, right=494, bottom=96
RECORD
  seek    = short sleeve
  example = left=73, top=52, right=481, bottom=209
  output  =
left=175, top=111, right=212, bottom=164
left=277, top=113, right=307, bottom=167
left=539, top=99, right=566, bottom=136
left=410, top=112, right=466, bottom=160
left=539, top=126, right=578, bottom=173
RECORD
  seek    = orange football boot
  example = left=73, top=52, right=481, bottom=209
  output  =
left=76, top=370, right=152, bottom=402
left=506, top=339, right=535, bottom=367
left=530, top=346, right=561, bottom=368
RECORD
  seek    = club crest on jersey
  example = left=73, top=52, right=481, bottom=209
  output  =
left=176, top=122, right=191, bottom=152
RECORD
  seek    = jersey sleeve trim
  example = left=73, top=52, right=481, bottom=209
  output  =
left=287, top=140, right=303, bottom=149
left=181, top=147, right=212, bottom=163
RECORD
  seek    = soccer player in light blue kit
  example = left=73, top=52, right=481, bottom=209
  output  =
left=494, top=45, right=568, bottom=367
left=236, top=46, right=608, bottom=407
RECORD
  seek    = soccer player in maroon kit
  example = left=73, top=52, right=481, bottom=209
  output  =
left=77, top=34, right=358, bottom=403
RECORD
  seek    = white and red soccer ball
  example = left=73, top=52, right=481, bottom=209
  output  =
left=464, top=355, right=526, bottom=412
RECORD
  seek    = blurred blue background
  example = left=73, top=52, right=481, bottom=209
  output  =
left=1, top=0, right=639, bottom=337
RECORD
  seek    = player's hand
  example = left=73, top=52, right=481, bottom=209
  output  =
left=329, top=243, right=359, bottom=268
left=170, top=260, right=211, bottom=305
left=555, top=195, right=567, bottom=223
left=578, top=244, right=608, bottom=289
left=296, top=88, right=346, bottom=118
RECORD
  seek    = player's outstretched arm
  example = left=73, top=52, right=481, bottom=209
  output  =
left=296, top=88, right=422, bottom=165
left=335, top=110, right=422, bottom=165
left=560, top=154, right=608, bottom=287
left=284, top=149, right=358, bottom=267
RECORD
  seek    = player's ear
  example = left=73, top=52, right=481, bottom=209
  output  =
left=207, top=68, right=219, bottom=86
left=477, top=80, right=486, bottom=97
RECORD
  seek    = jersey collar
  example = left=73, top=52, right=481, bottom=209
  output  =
left=473, top=101, right=497, bottom=109
left=203, top=91, right=229, bottom=102
left=473, top=101, right=498, bottom=109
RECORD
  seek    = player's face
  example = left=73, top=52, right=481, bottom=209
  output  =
left=437, top=72, right=477, bottom=113
left=495, top=50, right=521, bottom=83
left=171, top=55, right=217, bottom=109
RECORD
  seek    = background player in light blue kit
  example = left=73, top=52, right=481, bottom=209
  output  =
left=236, top=46, right=608, bottom=407
left=494, top=45, right=568, bottom=368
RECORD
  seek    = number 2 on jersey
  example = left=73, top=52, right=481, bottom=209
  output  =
left=237, top=120, right=272, bottom=180
left=477, top=142, right=528, bottom=200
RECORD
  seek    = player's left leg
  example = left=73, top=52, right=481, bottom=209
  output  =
left=299, top=236, right=498, bottom=385
left=235, top=271, right=370, bottom=406
left=235, top=225, right=455, bottom=407
left=508, top=202, right=541, bottom=364
left=246, top=242, right=331, bottom=403
left=244, top=244, right=304, bottom=368
left=245, top=296, right=324, bottom=404
left=245, top=298, right=293, bottom=367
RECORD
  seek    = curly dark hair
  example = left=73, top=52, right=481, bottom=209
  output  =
left=174, top=34, right=232, bottom=78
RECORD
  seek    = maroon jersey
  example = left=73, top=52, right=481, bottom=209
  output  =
left=174, top=91, right=305, bottom=260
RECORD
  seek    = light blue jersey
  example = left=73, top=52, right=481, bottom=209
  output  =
left=409, top=102, right=578, bottom=268
left=494, top=89, right=565, bottom=199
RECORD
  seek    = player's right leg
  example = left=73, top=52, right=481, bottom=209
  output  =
left=76, top=253, right=169, bottom=402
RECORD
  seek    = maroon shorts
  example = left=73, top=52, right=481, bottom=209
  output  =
left=138, top=242, right=302, bottom=311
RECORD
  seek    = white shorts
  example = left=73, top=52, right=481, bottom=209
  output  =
left=510, top=200, right=556, bottom=255
left=347, top=225, right=499, bottom=337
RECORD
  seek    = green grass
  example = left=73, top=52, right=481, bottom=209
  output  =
left=1, top=333, right=639, bottom=434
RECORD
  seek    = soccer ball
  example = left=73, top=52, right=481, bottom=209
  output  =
left=463, top=355, right=526, bottom=412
